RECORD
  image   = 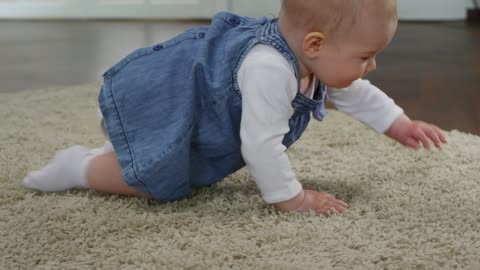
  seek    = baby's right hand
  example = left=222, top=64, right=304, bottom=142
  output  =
left=274, top=190, right=350, bottom=216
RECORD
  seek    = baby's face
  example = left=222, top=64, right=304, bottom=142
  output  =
left=309, top=15, right=397, bottom=88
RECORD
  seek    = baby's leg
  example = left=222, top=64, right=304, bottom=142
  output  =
left=86, top=151, right=151, bottom=198
left=22, top=142, right=150, bottom=199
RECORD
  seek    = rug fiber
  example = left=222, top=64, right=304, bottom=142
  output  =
left=1, top=84, right=480, bottom=269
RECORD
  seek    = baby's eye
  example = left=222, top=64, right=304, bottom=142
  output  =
left=361, top=57, right=370, bottom=61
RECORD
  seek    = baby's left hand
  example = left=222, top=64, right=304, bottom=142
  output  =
left=385, top=114, right=447, bottom=150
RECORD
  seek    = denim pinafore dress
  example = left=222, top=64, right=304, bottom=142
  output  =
left=98, top=12, right=328, bottom=202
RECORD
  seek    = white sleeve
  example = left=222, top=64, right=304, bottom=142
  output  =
left=327, top=79, right=404, bottom=133
left=238, top=45, right=303, bottom=204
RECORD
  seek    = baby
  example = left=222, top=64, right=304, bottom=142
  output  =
left=22, top=0, right=447, bottom=216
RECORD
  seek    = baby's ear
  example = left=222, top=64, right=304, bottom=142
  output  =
left=302, top=32, right=325, bottom=59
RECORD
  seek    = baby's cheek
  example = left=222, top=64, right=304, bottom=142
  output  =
left=340, top=64, right=362, bottom=80
left=355, top=66, right=367, bottom=80
left=327, top=79, right=354, bottom=89
left=340, top=72, right=363, bottom=87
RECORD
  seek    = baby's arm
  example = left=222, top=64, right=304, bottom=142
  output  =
left=384, top=113, right=447, bottom=149
left=238, top=45, right=349, bottom=216
left=327, top=79, right=404, bottom=133
left=327, top=79, right=447, bottom=149
left=238, top=50, right=300, bottom=205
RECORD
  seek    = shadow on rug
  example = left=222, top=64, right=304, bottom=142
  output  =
left=1, top=84, right=479, bottom=269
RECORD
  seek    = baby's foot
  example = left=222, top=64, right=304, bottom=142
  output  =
left=22, top=145, right=91, bottom=192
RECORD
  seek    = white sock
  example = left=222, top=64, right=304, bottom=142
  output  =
left=22, top=145, right=96, bottom=192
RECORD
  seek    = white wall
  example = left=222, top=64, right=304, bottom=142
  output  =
left=0, top=0, right=225, bottom=19
left=0, top=0, right=474, bottom=20
left=229, top=0, right=281, bottom=18
left=466, top=0, right=476, bottom=8
left=231, top=0, right=473, bottom=20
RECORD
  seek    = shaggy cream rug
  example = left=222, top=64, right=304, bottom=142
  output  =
left=1, top=84, right=479, bottom=270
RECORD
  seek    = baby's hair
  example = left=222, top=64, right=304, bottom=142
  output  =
left=280, top=0, right=397, bottom=35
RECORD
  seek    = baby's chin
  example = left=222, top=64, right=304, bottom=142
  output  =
left=326, top=81, right=354, bottom=89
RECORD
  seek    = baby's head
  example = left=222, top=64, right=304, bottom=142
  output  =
left=279, top=0, right=398, bottom=88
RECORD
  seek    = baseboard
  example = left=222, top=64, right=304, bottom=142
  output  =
left=467, top=9, right=480, bottom=24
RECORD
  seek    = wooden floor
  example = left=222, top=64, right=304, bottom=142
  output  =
left=1, top=20, right=479, bottom=135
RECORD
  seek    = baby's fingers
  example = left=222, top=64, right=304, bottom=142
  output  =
left=333, top=201, right=350, bottom=214
left=432, top=125, right=448, bottom=144
left=337, top=199, right=350, bottom=209
left=414, top=128, right=430, bottom=149
left=423, top=126, right=441, bottom=148
left=405, top=137, right=420, bottom=149
left=320, top=199, right=350, bottom=216
left=325, top=203, right=349, bottom=216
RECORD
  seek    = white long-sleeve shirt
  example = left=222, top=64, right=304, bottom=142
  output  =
left=238, top=44, right=404, bottom=204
